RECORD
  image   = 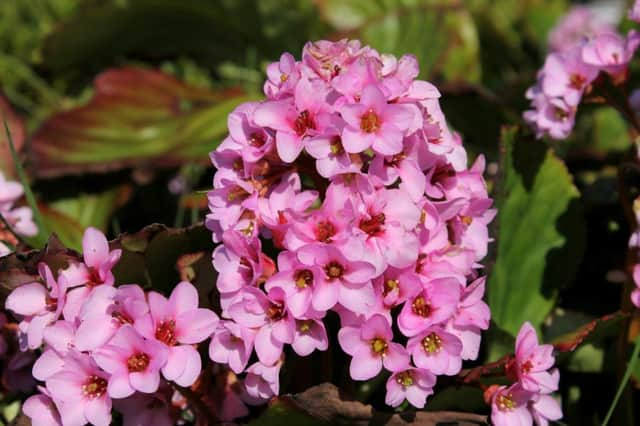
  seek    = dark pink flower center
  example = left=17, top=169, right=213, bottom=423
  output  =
left=412, top=296, right=432, bottom=317
left=395, top=370, right=414, bottom=387
left=360, top=109, right=381, bottom=133
left=266, top=302, right=285, bottom=321
left=324, top=261, right=344, bottom=280
left=294, top=269, right=314, bottom=288
left=569, top=74, right=587, bottom=90
left=314, top=220, right=336, bottom=243
left=127, top=353, right=150, bottom=372
left=82, top=375, right=107, bottom=399
left=294, top=110, right=315, bottom=136
left=249, top=132, right=266, bottom=147
left=111, top=310, right=133, bottom=325
left=521, top=360, right=533, bottom=374
left=155, top=320, right=177, bottom=346
left=87, top=267, right=104, bottom=287
left=359, top=213, right=385, bottom=236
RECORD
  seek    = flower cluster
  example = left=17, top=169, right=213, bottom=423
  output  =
left=0, top=171, right=37, bottom=256
left=524, top=5, right=640, bottom=139
left=206, top=39, right=495, bottom=410
left=487, top=322, right=562, bottom=426
left=5, top=228, right=220, bottom=425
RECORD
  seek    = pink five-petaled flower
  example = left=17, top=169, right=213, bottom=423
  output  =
left=253, top=77, right=330, bottom=162
left=135, top=281, right=219, bottom=387
left=582, top=31, right=640, bottom=77
left=385, top=365, right=436, bottom=408
left=74, top=285, right=149, bottom=352
left=6, top=263, right=66, bottom=350
left=398, top=278, right=461, bottom=337
left=338, top=314, right=409, bottom=380
left=61, top=227, right=122, bottom=322
left=296, top=244, right=376, bottom=314
left=210, top=320, right=256, bottom=374
left=93, top=325, right=168, bottom=398
left=510, top=322, right=559, bottom=394
left=244, top=360, right=282, bottom=401
left=46, top=351, right=112, bottom=426
left=407, top=326, right=463, bottom=376
left=229, top=286, right=294, bottom=366
left=23, top=390, right=62, bottom=426
left=292, top=317, right=328, bottom=356
left=488, top=384, right=535, bottom=426
left=339, top=84, right=415, bottom=155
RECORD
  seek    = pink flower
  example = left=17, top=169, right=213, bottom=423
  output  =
left=23, top=390, right=62, bottom=426
left=296, top=244, right=376, bottom=313
left=0, top=171, right=24, bottom=208
left=632, top=264, right=640, bottom=308
left=225, top=102, right=275, bottom=163
left=33, top=320, right=76, bottom=381
left=631, top=1, right=640, bottom=23
left=264, top=52, right=300, bottom=99
left=372, top=267, right=421, bottom=309
left=398, top=278, right=461, bottom=337
left=548, top=6, right=613, bottom=52
left=351, top=185, right=421, bottom=273
left=254, top=78, right=331, bottom=162
left=338, top=314, right=409, bottom=380
left=339, top=84, right=414, bottom=155
left=540, top=49, right=598, bottom=106
left=529, top=393, right=563, bottom=426
left=488, top=384, right=534, bottom=426
left=523, top=88, right=576, bottom=140
left=135, top=281, right=218, bottom=387
left=582, top=31, right=640, bottom=77
left=292, top=318, right=328, bottom=356
left=407, top=326, right=463, bottom=376
left=210, top=320, right=256, bottom=374
left=6, top=263, right=66, bottom=349
left=74, top=285, right=148, bottom=351
left=93, top=325, right=168, bottom=398
left=302, top=39, right=363, bottom=81
left=46, top=351, right=112, bottom=426
left=511, top=322, right=559, bottom=394
left=228, top=287, right=294, bottom=365
left=385, top=367, right=436, bottom=408
left=244, top=361, right=282, bottom=401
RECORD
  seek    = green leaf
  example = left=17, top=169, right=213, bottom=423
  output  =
left=488, top=127, right=585, bottom=336
left=40, top=185, right=131, bottom=250
left=590, top=107, right=630, bottom=153
left=317, top=0, right=481, bottom=83
left=27, top=67, right=256, bottom=178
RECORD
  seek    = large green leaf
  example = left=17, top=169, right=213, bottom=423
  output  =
left=39, top=185, right=131, bottom=250
left=27, top=67, right=255, bottom=178
left=488, top=127, right=585, bottom=336
left=316, top=0, right=480, bottom=83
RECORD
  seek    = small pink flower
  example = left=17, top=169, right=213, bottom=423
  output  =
left=75, top=284, right=148, bottom=351
left=548, top=6, right=613, bottom=52
left=292, top=318, right=328, bottom=356
left=244, top=361, right=282, bottom=401
left=540, top=49, right=598, bottom=106
left=228, top=287, right=294, bottom=365
left=582, top=31, right=640, bottom=76
left=6, top=263, right=66, bottom=349
left=339, top=84, right=415, bottom=155
left=0, top=171, right=24, bottom=208
left=93, top=325, right=168, bottom=398
left=631, top=1, right=640, bottom=23
left=398, top=278, right=461, bottom=337
left=46, top=351, right=112, bottom=426
left=385, top=367, right=436, bottom=408
left=23, top=389, right=62, bottom=426
left=338, top=314, right=409, bottom=380
left=296, top=244, right=376, bottom=314
left=511, top=322, right=559, bottom=394
left=33, top=320, right=76, bottom=381
left=529, top=393, right=563, bottom=426
left=489, top=384, right=534, bottom=426
left=264, top=52, right=300, bottom=99
left=407, top=326, right=463, bottom=376
left=135, top=281, right=218, bottom=387
left=210, top=320, right=256, bottom=374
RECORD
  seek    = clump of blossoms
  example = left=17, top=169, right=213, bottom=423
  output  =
left=206, top=39, right=496, bottom=411
left=486, top=323, right=562, bottom=426
left=5, top=227, right=220, bottom=425
left=524, top=5, right=640, bottom=139
left=0, top=171, right=37, bottom=256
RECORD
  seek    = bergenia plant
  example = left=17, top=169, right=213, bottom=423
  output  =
left=3, top=1, right=640, bottom=425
